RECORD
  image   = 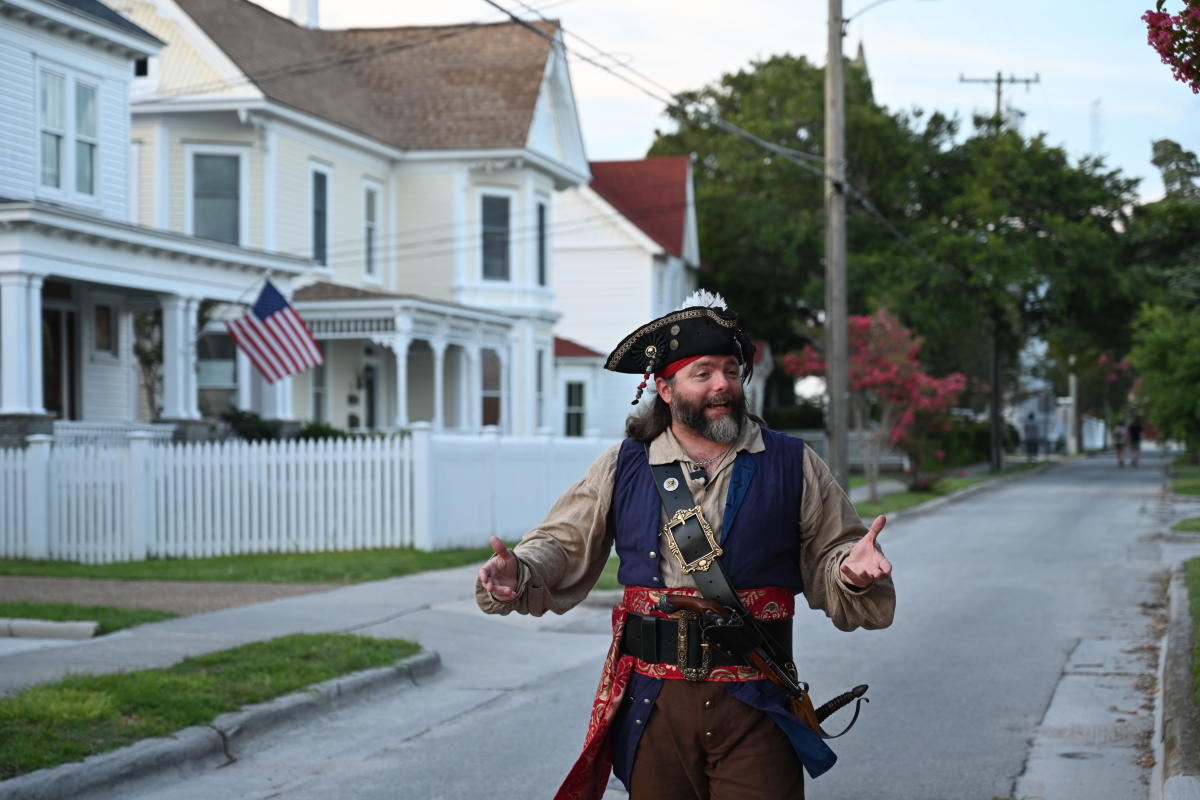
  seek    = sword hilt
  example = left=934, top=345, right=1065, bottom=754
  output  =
left=815, top=683, right=869, bottom=723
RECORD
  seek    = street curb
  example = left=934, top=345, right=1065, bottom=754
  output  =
left=0, top=619, right=97, bottom=639
left=1161, top=567, right=1200, bottom=800
left=0, top=650, right=441, bottom=800
left=872, top=461, right=1058, bottom=524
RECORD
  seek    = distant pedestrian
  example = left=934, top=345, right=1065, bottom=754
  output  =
left=1022, top=413, right=1039, bottom=464
left=1112, top=421, right=1128, bottom=467
left=1128, top=417, right=1143, bottom=467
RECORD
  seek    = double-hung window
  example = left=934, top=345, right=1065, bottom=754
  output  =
left=481, top=194, right=510, bottom=280
left=312, top=167, right=329, bottom=265
left=39, top=71, right=64, bottom=189
left=536, top=199, right=548, bottom=287
left=564, top=381, right=585, bottom=437
left=74, top=83, right=97, bottom=195
left=364, top=183, right=379, bottom=279
left=192, top=153, right=241, bottom=245
left=39, top=69, right=97, bottom=198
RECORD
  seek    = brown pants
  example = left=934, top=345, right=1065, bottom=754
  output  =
left=628, top=679, right=805, bottom=799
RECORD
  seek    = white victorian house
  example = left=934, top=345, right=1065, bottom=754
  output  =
left=0, top=0, right=310, bottom=448
left=120, top=0, right=590, bottom=435
left=551, top=157, right=700, bottom=439
left=552, top=156, right=773, bottom=438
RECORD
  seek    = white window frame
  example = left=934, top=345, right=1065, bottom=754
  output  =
left=36, top=64, right=102, bottom=207
left=184, top=143, right=249, bottom=247
left=564, top=380, right=586, bottom=437
left=363, top=178, right=382, bottom=283
left=89, top=296, right=122, bottom=365
left=131, top=55, right=160, bottom=96
left=477, top=187, right=516, bottom=283
left=310, top=162, right=332, bottom=268
left=73, top=80, right=98, bottom=196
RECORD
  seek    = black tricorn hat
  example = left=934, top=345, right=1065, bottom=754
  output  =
left=605, top=292, right=756, bottom=404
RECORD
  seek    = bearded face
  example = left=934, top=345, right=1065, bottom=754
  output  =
left=670, top=385, right=747, bottom=444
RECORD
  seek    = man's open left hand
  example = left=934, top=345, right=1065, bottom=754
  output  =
left=840, top=515, right=892, bottom=589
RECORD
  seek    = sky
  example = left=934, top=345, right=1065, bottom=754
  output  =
left=256, top=0, right=1200, bottom=201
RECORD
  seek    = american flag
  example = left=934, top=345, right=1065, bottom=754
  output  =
left=226, top=281, right=323, bottom=383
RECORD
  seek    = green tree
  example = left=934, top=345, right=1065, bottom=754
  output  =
left=647, top=54, right=953, bottom=405
left=1130, top=304, right=1200, bottom=455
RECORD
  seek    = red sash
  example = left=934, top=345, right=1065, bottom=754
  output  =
left=552, top=585, right=794, bottom=800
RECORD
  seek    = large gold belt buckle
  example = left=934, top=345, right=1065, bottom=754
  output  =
left=662, top=505, right=722, bottom=573
left=674, top=609, right=712, bottom=681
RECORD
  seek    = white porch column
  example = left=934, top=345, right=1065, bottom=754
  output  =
left=160, top=295, right=191, bottom=420
left=263, top=375, right=293, bottom=420
left=393, top=335, right=410, bottom=428
left=0, top=274, right=30, bottom=413
left=26, top=275, right=44, bottom=414
left=463, top=344, right=480, bottom=433
left=498, top=345, right=511, bottom=435
left=236, top=349, right=252, bottom=410
left=183, top=297, right=200, bottom=419
left=430, top=338, right=447, bottom=431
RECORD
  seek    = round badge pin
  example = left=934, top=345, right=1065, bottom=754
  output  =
left=663, top=477, right=679, bottom=492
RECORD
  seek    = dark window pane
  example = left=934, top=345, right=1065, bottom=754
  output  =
left=313, top=171, right=328, bottom=264
left=482, top=195, right=509, bottom=280
left=194, top=154, right=239, bottom=244
left=537, top=202, right=547, bottom=286
left=134, top=58, right=149, bottom=77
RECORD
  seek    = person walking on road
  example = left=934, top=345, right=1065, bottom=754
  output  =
left=1112, top=420, right=1128, bottom=467
left=1022, top=413, right=1040, bottom=464
left=476, top=292, right=895, bottom=799
left=1127, top=417, right=1143, bottom=467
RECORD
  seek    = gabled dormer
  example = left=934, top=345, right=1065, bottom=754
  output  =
left=0, top=0, right=161, bottom=220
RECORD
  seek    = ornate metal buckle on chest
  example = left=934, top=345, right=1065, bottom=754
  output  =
left=661, top=505, right=722, bottom=573
left=673, top=609, right=712, bottom=681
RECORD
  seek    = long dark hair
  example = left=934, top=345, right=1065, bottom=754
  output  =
left=625, top=394, right=674, bottom=442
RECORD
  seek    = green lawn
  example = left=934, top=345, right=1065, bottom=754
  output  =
left=0, top=545, right=495, bottom=585
left=1173, top=461, right=1200, bottom=496
left=0, top=633, right=419, bottom=780
left=0, top=602, right=175, bottom=635
left=1173, top=518, right=1200, bottom=533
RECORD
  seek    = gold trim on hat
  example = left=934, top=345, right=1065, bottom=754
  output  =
left=606, top=308, right=737, bottom=371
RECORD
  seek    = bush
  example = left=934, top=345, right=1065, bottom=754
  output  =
left=220, top=409, right=280, bottom=442
left=295, top=421, right=350, bottom=441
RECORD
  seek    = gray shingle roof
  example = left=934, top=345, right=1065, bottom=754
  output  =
left=55, top=0, right=161, bottom=44
left=174, top=0, right=555, bottom=151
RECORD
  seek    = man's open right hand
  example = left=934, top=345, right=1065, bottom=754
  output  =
left=479, top=536, right=519, bottom=601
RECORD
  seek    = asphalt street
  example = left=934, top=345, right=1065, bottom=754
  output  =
left=48, top=452, right=1181, bottom=799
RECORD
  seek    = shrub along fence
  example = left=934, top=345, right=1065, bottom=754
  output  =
left=0, top=425, right=612, bottom=563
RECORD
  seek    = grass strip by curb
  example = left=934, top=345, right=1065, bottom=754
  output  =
left=854, top=463, right=1039, bottom=520
left=0, top=602, right=176, bottom=635
left=0, top=546, right=495, bottom=584
left=0, top=633, right=418, bottom=780
left=1173, top=461, right=1200, bottom=497
left=1173, top=518, right=1200, bottom=534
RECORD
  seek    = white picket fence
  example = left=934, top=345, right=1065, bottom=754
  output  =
left=0, top=425, right=613, bottom=563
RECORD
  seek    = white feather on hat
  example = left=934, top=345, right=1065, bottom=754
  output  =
left=678, top=289, right=728, bottom=311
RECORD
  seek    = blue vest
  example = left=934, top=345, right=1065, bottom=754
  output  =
left=607, top=428, right=838, bottom=786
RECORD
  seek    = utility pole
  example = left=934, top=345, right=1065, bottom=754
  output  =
left=824, top=0, right=849, bottom=490
left=960, top=70, right=1040, bottom=472
left=959, top=71, right=1040, bottom=124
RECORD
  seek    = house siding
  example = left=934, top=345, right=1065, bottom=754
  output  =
left=121, top=0, right=236, bottom=96
left=0, top=39, right=36, bottom=201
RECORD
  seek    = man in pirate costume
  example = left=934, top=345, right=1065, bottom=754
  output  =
left=476, top=291, right=895, bottom=799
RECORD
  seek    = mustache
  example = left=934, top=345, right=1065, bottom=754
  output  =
left=705, top=393, right=736, bottom=406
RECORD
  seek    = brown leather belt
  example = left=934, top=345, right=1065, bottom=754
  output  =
left=621, top=612, right=792, bottom=680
